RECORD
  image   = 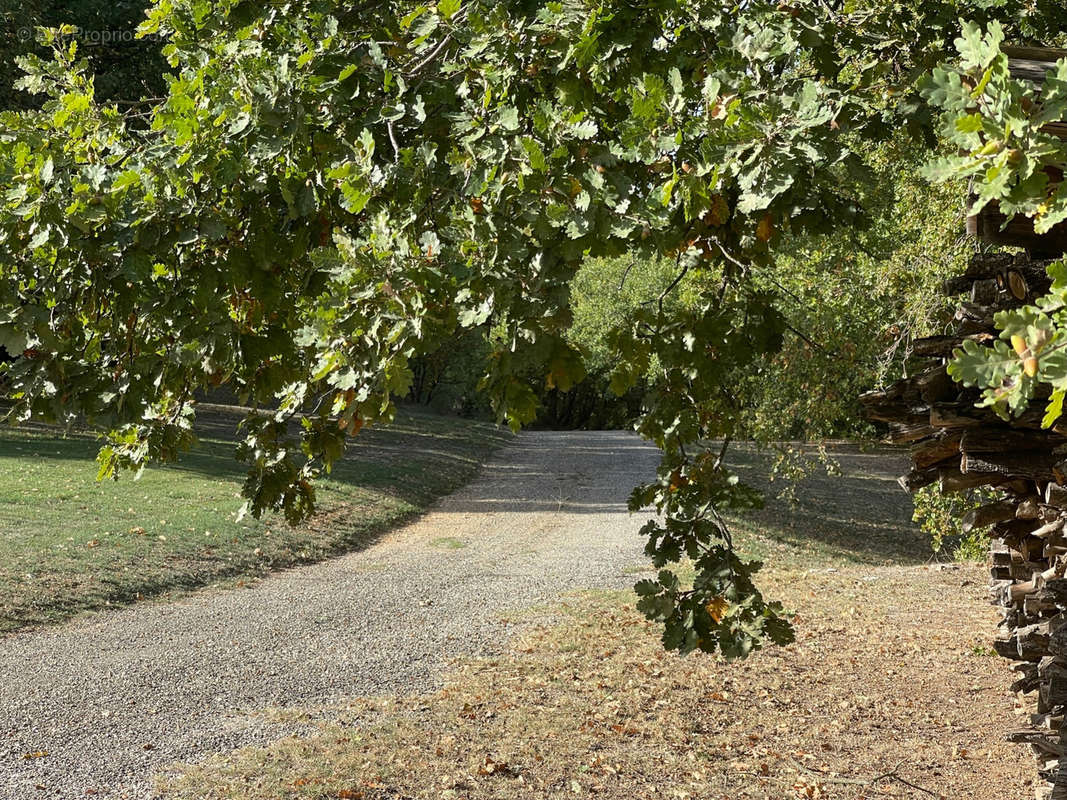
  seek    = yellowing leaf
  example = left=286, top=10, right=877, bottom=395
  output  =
left=756, top=212, right=774, bottom=242
left=1043, top=389, right=1065, bottom=429
left=668, top=468, right=688, bottom=492
left=706, top=596, right=729, bottom=623
left=703, top=193, right=730, bottom=227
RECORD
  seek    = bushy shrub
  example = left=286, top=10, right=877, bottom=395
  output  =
left=912, top=485, right=1000, bottom=562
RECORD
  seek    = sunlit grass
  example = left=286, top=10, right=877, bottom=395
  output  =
left=0, top=407, right=510, bottom=632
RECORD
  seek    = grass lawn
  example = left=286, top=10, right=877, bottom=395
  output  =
left=0, top=405, right=510, bottom=633
left=157, top=444, right=1027, bottom=800
left=722, top=442, right=930, bottom=569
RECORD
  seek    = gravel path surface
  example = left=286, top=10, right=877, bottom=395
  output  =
left=0, top=431, right=660, bottom=800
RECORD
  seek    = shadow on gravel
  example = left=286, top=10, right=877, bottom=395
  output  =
left=426, top=431, right=660, bottom=516
left=403, top=434, right=922, bottom=572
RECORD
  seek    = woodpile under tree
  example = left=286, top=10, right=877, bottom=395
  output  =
left=861, top=47, right=1067, bottom=800
left=863, top=249, right=1067, bottom=799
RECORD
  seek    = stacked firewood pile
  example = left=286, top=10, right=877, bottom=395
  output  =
left=857, top=41, right=1067, bottom=800
left=861, top=251, right=1067, bottom=799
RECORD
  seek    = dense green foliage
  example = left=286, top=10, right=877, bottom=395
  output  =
left=926, top=22, right=1067, bottom=239
left=541, top=255, right=687, bottom=429
left=743, top=145, right=970, bottom=441
left=3, top=1, right=1067, bottom=658
left=923, top=23, right=1067, bottom=432
left=539, top=146, right=968, bottom=438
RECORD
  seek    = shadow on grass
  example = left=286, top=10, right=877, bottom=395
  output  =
left=0, top=417, right=922, bottom=634
left=726, top=443, right=926, bottom=568
left=6, top=404, right=513, bottom=509
left=9, top=419, right=917, bottom=572
left=0, top=405, right=512, bottom=633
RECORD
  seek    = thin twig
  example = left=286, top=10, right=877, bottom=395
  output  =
left=710, top=236, right=748, bottom=273
left=406, top=34, right=453, bottom=77
left=781, top=318, right=834, bottom=355
left=714, top=437, right=731, bottom=470
left=386, top=120, right=400, bottom=164
left=617, top=254, right=637, bottom=292
left=657, top=251, right=689, bottom=316
left=114, top=97, right=164, bottom=107
left=789, top=757, right=938, bottom=796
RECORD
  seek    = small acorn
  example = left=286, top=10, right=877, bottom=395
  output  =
left=1012, top=334, right=1039, bottom=377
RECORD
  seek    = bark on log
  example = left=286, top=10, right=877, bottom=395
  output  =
left=961, top=429, right=1067, bottom=454
left=963, top=501, right=1021, bottom=533
left=1048, top=484, right=1067, bottom=506
left=910, top=333, right=995, bottom=358
left=961, top=452, right=1058, bottom=483
left=972, top=278, right=1001, bottom=305
left=964, top=251, right=1015, bottom=279
left=913, top=433, right=963, bottom=469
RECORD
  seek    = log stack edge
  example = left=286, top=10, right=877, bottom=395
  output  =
left=861, top=252, right=1067, bottom=799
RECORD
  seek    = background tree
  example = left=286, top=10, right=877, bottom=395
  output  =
left=0, top=0, right=164, bottom=109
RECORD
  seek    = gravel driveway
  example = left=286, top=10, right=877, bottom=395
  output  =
left=0, top=431, right=660, bottom=799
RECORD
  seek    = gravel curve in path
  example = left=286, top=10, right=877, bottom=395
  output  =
left=0, top=430, right=660, bottom=800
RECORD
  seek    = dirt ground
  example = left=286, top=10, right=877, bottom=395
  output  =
left=161, top=560, right=1032, bottom=800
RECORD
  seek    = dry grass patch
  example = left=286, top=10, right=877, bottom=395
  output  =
left=159, top=562, right=1031, bottom=800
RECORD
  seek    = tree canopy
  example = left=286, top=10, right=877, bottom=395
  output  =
left=3, top=0, right=1067, bottom=657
